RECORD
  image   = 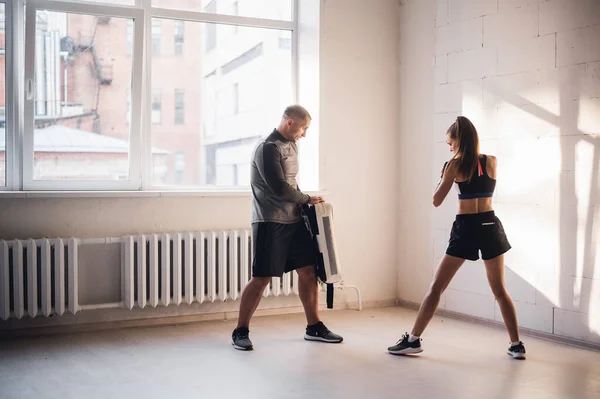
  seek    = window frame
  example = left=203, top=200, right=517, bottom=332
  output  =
left=174, top=88, right=184, bottom=125
left=126, top=19, right=133, bottom=56
left=173, top=20, right=184, bottom=56
left=141, top=2, right=297, bottom=191
left=23, top=0, right=144, bottom=190
left=151, top=18, right=161, bottom=55
left=0, top=0, right=16, bottom=191
left=9, top=0, right=301, bottom=192
left=151, top=88, right=161, bottom=124
left=126, top=87, right=131, bottom=123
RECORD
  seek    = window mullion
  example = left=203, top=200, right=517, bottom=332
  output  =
left=148, top=7, right=294, bottom=31
left=3, top=0, right=20, bottom=190
left=140, top=0, right=152, bottom=190
left=128, top=7, right=145, bottom=190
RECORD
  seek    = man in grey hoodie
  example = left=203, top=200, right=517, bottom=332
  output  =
left=232, top=105, right=343, bottom=350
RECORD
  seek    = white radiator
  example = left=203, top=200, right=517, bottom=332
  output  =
left=120, top=230, right=301, bottom=310
left=0, top=238, right=78, bottom=320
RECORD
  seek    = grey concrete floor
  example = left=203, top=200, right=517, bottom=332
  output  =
left=1, top=307, right=599, bottom=399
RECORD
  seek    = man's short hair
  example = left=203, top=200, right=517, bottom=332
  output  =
left=283, top=105, right=311, bottom=121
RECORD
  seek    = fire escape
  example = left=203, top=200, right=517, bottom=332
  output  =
left=58, top=16, right=113, bottom=132
left=62, top=16, right=113, bottom=87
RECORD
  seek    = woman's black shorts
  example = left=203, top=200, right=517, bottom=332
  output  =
left=446, top=211, right=511, bottom=261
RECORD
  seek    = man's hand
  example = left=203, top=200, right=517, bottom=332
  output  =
left=310, top=196, right=324, bottom=204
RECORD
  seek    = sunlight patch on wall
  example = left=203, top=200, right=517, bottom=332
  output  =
left=578, top=98, right=600, bottom=135
left=574, top=140, right=595, bottom=296
left=496, top=137, right=561, bottom=204
left=589, top=278, right=600, bottom=336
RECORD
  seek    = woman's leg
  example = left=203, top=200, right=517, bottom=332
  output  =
left=484, top=254, right=520, bottom=342
left=411, top=254, right=465, bottom=336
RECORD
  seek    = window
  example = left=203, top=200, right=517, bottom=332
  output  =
left=216, top=164, right=235, bottom=186
left=213, top=143, right=255, bottom=186
left=231, top=1, right=239, bottom=35
left=27, top=10, right=136, bottom=184
left=151, top=89, right=162, bottom=124
left=232, top=83, right=239, bottom=115
left=126, top=20, right=133, bottom=56
left=204, top=2, right=217, bottom=53
left=152, top=20, right=292, bottom=187
left=174, top=152, right=185, bottom=184
left=279, top=30, right=291, bottom=50
left=8, top=0, right=305, bottom=191
left=221, top=43, right=263, bottom=74
left=216, top=84, right=239, bottom=118
left=126, top=88, right=131, bottom=123
left=152, top=19, right=161, bottom=55
left=174, top=21, right=184, bottom=56
left=174, top=89, right=185, bottom=125
left=236, top=162, right=251, bottom=186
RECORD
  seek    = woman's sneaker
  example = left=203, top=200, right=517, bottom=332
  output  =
left=304, top=321, right=343, bottom=343
left=388, top=333, right=423, bottom=355
left=507, top=341, right=526, bottom=359
left=232, top=327, right=253, bottom=351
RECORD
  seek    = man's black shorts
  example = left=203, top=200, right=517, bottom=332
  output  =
left=446, top=211, right=511, bottom=261
left=252, top=222, right=317, bottom=277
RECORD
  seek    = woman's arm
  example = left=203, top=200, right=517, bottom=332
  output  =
left=433, top=160, right=457, bottom=207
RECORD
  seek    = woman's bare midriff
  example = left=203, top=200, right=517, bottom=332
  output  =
left=454, top=155, right=496, bottom=215
left=457, top=197, right=494, bottom=215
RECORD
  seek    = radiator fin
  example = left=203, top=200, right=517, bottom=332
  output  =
left=0, top=238, right=78, bottom=320
left=121, top=229, right=292, bottom=309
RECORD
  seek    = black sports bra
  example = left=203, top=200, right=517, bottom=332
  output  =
left=453, top=155, right=496, bottom=200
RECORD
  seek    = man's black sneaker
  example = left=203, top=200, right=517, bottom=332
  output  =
left=304, top=322, right=343, bottom=343
left=388, top=333, right=423, bottom=355
left=232, top=327, right=253, bottom=351
left=507, top=341, right=526, bottom=359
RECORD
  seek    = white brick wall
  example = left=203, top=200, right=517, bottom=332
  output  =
left=498, top=34, right=556, bottom=75
left=447, top=261, right=494, bottom=297
left=436, top=17, right=483, bottom=55
left=445, top=289, right=496, bottom=319
left=448, top=46, right=497, bottom=82
left=435, top=54, right=448, bottom=84
left=483, top=63, right=600, bottom=109
left=434, top=80, right=482, bottom=113
left=497, top=0, right=547, bottom=10
left=499, top=203, right=560, bottom=272
left=556, top=275, right=598, bottom=312
left=557, top=25, right=600, bottom=66
left=483, top=71, right=542, bottom=109
left=484, top=4, right=539, bottom=47
left=539, top=0, right=600, bottom=35
left=400, top=0, right=600, bottom=346
left=535, top=285, right=558, bottom=309
left=433, top=141, right=451, bottom=168
left=495, top=301, right=554, bottom=333
left=449, top=0, right=497, bottom=22
left=495, top=103, right=561, bottom=139
left=577, top=98, right=600, bottom=134
left=536, top=62, right=600, bottom=103
left=435, top=0, right=449, bottom=26
left=503, top=267, right=537, bottom=304
left=583, top=62, right=600, bottom=98
left=434, top=112, right=461, bottom=140
left=554, top=308, right=600, bottom=344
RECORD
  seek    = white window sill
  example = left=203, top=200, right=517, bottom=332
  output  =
left=0, top=190, right=329, bottom=199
